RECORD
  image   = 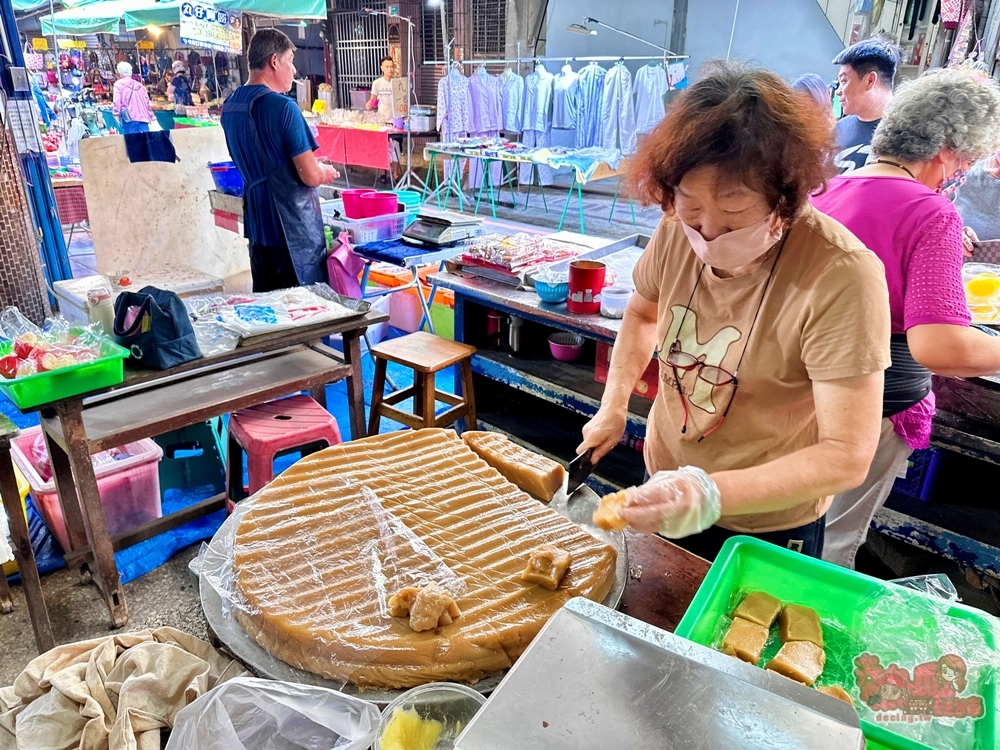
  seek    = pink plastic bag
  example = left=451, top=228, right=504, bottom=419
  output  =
left=326, top=231, right=365, bottom=299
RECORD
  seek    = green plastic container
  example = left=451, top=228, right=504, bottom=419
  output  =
left=0, top=341, right=129, bottom=410
left=675, top=536, right=998, bottom=750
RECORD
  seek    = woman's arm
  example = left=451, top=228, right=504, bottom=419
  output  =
left=112, top=83, right=121, bottom=116
left=578, top=293, right=659, bottom=460
left=710, top=370, right=884, bottom=516
left=908, top=324, right=1000, bottom=377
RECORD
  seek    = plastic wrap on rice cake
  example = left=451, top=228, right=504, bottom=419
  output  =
left=217, top=429, right=617, bottom=690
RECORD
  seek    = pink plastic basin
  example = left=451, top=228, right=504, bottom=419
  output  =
left=341, top=189, right=376, bottom=219
left=360, top=192, right=402, bottom=218
left=548, top=332, right=585, bottom=362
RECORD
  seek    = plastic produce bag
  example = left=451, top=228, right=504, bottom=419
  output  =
left=164, top=676, right=381, bottom=750
left=0, top=307, right=115, bottom=380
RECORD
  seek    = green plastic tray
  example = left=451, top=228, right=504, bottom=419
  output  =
left=0, top=341, right=129, bottom=410
left=675, top=536, right=998, bottom=750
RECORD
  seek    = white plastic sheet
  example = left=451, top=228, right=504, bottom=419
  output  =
left=164, top=676, right=381, bottom=750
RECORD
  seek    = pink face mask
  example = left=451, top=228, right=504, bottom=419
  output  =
left=680, top=214, right=782, bottom=271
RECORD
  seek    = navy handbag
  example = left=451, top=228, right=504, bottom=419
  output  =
left=113, top=286, right=202, bottom=370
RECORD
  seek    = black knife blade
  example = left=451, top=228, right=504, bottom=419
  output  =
left=566, top=448, right=596, bottom=495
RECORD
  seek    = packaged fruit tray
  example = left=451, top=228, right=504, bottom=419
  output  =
left=675, top=536, right=998, bottom=750
left=0, top=339, right=129, bottom=410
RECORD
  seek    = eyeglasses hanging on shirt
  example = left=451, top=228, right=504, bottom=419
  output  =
left=666, top=231, right=791, bottom=441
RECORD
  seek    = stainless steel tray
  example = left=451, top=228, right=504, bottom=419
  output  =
left=456, top=597, right=866, bottom=750
left=199, top=484, right=627, bottom=706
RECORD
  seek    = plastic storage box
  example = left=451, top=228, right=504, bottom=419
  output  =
left=0, top=340, right=129, bottom=410
left=208, top=161, right=245, bottom=197
left=11, top=426, right=164, bottom=553
left=675, top=536, right=997, bottom=750
left=320, top=199, right=417, bottom=245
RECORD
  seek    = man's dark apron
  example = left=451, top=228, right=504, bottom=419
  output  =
left=222, top=89, right=326, bottom=286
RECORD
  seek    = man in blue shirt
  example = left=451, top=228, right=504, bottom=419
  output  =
left=832, top=38, right=899, bottom=174
left=222, top=29, right=339, bottom=292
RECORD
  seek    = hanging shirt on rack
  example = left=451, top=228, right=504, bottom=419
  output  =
left=522, top=64, right=555, bottom=133
left=633, top=63, right=668, bottom=135
left=436, top=66, right=473, bottom=138
left=601, top=62, right=638, bottom=155
left=575, top=63, right=607, bottom=149
left=468, top=66, right=504, bottom=189
left=552, top=65, right=580, bottom=130
left=498, top=69, right=525, bottom=134
left=468, top=66, right=502, bottom=133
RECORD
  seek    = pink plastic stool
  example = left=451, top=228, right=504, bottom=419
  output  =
left=226, top=395, right=341, bottom=512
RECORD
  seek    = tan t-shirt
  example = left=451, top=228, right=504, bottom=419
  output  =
left=633, top=205, right=891, bottom=533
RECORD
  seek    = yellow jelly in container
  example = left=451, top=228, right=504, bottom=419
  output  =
left=963, top=264, right=1000, bottom=323
left=375, top=682, right=486, bottom=750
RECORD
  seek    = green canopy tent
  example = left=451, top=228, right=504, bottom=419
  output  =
left=124, top=0, right=326, bottom=29
left=39, top=0, right=151, bottom=34
left=14, top=0, right=100, bottom=16
left=38, top=0, right=326, bottom=35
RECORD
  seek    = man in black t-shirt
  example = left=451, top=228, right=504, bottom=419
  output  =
left=832, top=38, right=900, bottom=173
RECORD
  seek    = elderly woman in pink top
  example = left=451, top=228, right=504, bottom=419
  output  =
left=812, top=68, right=1000, bottom=569
left=113, top=61, right=155, bottom=134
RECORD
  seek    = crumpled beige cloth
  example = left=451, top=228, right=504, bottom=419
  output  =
left=0, top=627, right=245, bottom=750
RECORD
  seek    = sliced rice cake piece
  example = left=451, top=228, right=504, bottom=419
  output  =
left=462, top=431, right=565, bottom=502
left=593, top=491, right=628, bottom=531
left=779, top=603, right=824, bottom=647
left=817, top=685, right=855, bottom=707
left=732, top=591, right=782, bottom=628
left=720, top=617, right=770, bottom=665
left=766, top=640, right=826, bottom=686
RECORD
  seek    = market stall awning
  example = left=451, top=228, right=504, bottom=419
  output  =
left=40, top=0, right=327, bottom=33
left=39, top=0, right=149, bottom=34
left=14, top=0, right=101, bottom=15
left=123, top=0, right=326, bottom=29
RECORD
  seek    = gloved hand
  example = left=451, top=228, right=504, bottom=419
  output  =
left=621, top=466, right=721, bottom=538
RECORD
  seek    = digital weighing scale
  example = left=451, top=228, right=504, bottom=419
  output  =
left=403, top=210, right=486, bottom=247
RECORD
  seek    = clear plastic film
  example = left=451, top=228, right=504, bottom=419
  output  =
left=196, top=429, right=620, bottom=693
left=847, top=586, right=1000, bottom=750
left=184, top=284, right=369, bottom=355
left=462, top=234, right=582, bottom=273
left=0, top=307, right=117, bottom=379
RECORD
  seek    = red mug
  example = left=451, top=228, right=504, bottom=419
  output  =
left=567, top=260, right=607, bottom=314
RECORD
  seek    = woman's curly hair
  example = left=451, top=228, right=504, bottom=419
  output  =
left=873, top=68, right=1000, bottom=163
left=630, top=60, right=837, bottom=226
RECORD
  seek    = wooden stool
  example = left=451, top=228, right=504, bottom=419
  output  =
left=0, top=416, right=53, bottom=653
left=369, top=332, right=477, bottom=435
left=227, top=395, right=342, bottom=511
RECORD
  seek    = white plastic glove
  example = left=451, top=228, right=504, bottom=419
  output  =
left=621, top=466, right=722, bottom=538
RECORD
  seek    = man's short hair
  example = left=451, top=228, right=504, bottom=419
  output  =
left=833, top=37, right=902, bottom=88
left=380, top=56, right=394, bottom=66
left=248, top=29, right=295, bottom=71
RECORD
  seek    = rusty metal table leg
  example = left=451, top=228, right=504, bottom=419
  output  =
left=0, top=446, right=53, bottom=652
left=42, top=420, right=92, bottom=583
left=343, top=331, right=366, bottom=441
left=0, top=562, right=11, bottom=614
left=56, top=401, right=129, bottom=628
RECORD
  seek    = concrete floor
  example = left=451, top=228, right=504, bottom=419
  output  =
left=0, top=546, right=204, bottom=686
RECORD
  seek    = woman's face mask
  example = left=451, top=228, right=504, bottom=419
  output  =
left=939, top=168, right=968, bottom=197
left=680, top=213, right=782, bottom=271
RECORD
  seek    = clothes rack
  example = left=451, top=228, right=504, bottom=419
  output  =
left=422, top=54, right=688, bottom=66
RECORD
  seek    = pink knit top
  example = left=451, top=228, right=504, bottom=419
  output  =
left=812, top=176, right=971, bottom=449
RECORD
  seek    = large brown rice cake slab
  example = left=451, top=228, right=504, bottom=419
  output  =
left=233, top=428, right=617, bottom=689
